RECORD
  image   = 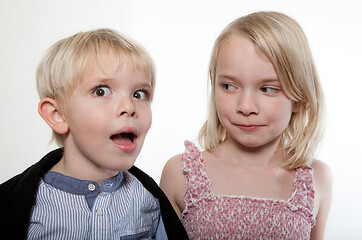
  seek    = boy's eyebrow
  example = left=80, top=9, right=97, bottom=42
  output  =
left=136, top=75, right=153, bottom=88
left=88, top=76, right=112, bottom=85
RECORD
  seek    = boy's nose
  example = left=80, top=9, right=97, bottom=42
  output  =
left=118, top=96, right=136, bottom=117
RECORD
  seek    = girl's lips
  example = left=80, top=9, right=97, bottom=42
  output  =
left=236, top=124, right=264, bottom=131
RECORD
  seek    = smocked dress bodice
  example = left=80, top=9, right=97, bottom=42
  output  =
left=181, top=140, right=316, bottom=240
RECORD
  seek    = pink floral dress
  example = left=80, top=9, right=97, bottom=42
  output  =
left=182, top=140, right=316, bottom=240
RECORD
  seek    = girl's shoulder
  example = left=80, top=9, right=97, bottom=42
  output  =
left=162, top=140, right=203, bottom=171
left=161, top=153, right=184, bottom=180
left=309, top=160, right=333, bottom=238
left=310, top=160, right=333, bottom=208
left=162, top=140, right=203, bottom=170
left=160, top=142, right=195, bottom=219
left=310, top=160, right=333, bottom=188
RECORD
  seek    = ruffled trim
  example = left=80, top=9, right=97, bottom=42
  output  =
left=182, top=140, right=213, bottom=216
left=288, top=165, right=316, bottom=227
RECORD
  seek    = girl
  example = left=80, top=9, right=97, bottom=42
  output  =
left=160, top=11, right=332, bottom=239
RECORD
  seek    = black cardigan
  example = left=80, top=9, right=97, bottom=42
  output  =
left=0, top=148, right=188, bottom=239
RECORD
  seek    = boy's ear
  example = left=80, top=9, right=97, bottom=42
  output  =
left=38, top=98, right=69, bottom=134
left=292, top=101, right=304, bottom=113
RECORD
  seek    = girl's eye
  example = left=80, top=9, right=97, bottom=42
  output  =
left=92, top=86, right=111, bottom=97
left=261, top=87, right=279, bottom=94
left=133, top=90, right=149, bottom=100
left=222, top=83, right=236, bottom=91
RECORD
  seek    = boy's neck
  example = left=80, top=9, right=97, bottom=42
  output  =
left=50, top=157, right=120, bottom=186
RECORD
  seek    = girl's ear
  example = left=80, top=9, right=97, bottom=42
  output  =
left=38, top=98, right=69, bottom=135
left=292, top=101, right=304, bottom=113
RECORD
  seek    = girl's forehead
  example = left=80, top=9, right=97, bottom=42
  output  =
left=220, top=34, right=268, bottom=58
left=217, top=37, right=275, bottom=71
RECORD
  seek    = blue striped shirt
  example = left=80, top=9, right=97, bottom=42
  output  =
left=27, top=171, right=167, bottom=239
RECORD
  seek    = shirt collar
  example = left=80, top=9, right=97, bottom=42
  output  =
left=43, top=171, right=124, bottom=209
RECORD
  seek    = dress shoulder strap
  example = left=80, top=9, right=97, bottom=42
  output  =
left=182, top=140, right=213, bottom=206
left=182, top=140, right=204, bottom=174
left=289, top=165, right=316, bottom=226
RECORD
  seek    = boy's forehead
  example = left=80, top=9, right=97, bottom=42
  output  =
left=84, top=48, right=146, bottom=73
left=82, top=55, right=152, bottom=85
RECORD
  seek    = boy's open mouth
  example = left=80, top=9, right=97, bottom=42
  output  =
left=110, top=132, right=137, bottom=145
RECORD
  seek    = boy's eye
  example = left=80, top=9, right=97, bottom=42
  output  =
left=92, top=86, right=111, bottom=97
left=261, top=87, right=279, bottom=94
left=133, top=90, right=149, bottom=100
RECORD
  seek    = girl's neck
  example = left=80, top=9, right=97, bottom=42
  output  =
left=214, top=136, right=285, bottom=171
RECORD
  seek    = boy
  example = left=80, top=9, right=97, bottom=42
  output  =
left=0, top=29, right=188, bottom=239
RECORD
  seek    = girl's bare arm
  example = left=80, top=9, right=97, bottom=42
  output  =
left=160, top=154, right=187, bottom=220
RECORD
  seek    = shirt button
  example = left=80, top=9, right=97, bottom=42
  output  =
left=96, top=209, right=103, bottom=216
left=88, top=183, right=96, bottom=191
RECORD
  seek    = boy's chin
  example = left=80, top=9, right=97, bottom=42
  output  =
left=114, top=153, right=141, bottom=172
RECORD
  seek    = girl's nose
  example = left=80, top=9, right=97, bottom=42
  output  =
left=237, top=92, right=259, bottom=116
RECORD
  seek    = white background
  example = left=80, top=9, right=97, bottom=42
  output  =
left=1, top=0, right=361, bottom=239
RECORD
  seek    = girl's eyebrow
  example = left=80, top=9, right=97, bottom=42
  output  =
left=216, top=73, right=237, bottom=81
left=216, top=74, right=279, bottom=83
left=261, top=78, right=279, bottom=83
